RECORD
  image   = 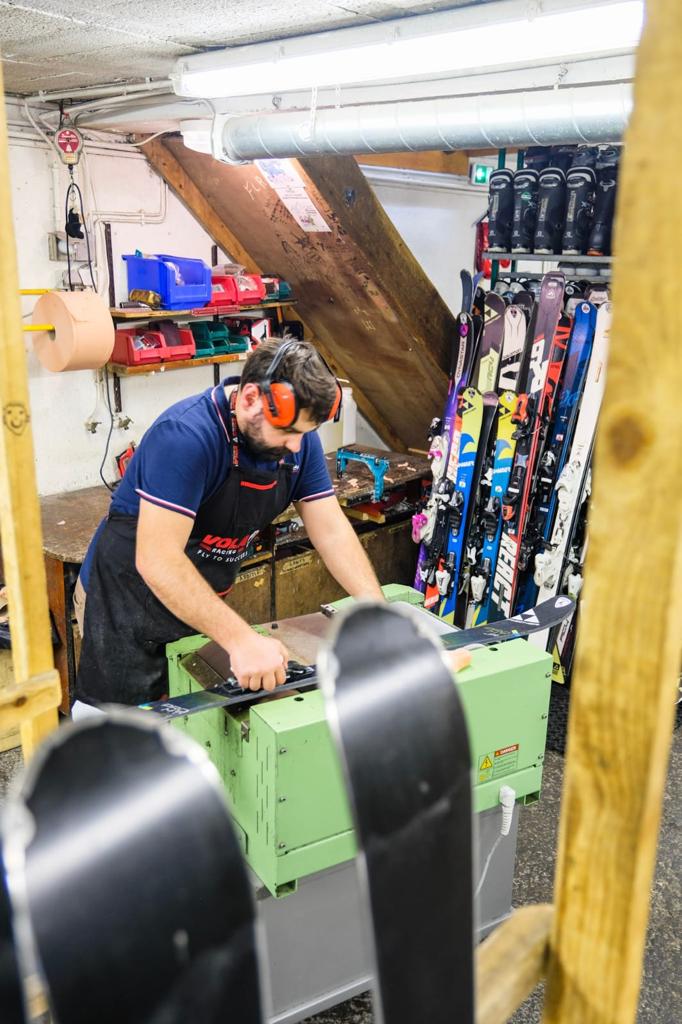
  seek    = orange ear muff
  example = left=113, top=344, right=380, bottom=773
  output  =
left=261, top=381, right=298, bottom=428
left=327, top=382, right=343, bottom=423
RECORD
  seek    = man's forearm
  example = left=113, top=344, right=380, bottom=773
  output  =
left=137, top=551, right=252, bottom=649
left=311, top=512, right=384, bottom=600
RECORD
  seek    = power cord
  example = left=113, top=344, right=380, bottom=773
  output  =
left=64, top=170, right=97, bottom=291
left=98, top=366, right=116, bottom=492
left=475, top=785, right=516, bottom=898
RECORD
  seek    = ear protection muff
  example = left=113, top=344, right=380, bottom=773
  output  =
left=260, top=341, right=343, bottom=429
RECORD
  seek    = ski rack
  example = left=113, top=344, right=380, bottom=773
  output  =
left=485, top=250, right=613, bottom=286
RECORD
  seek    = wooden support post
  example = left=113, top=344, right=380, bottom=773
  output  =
left=0, top=65, right=61, bottom=756
left=543, top=3, right=682, bottom=1021
left=476, top=904, right=552, bottom=1024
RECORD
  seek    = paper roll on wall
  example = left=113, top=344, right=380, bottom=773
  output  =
left=32, top=291, right=114, bottom=372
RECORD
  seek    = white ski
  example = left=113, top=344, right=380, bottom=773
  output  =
left=497, top=304, right=527, bottom=392
left=529, top=300, right=612, bottom=650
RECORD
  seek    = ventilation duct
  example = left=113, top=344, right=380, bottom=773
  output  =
left=218, top=84, right=632, bottom=163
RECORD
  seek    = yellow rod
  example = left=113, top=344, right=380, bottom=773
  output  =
left=19, top=288, right=51, bottom=295
left=22, top=324, right=55, bottom=332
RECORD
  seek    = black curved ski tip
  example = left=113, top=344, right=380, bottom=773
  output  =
left=1, top=712, right=262, bottom=1024
left=318, top=601, right=475, bottom=1024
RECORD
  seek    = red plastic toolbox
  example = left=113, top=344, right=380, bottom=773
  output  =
left=235, top=273, right=266, bottom=305
left=112, top=324, right=196, bottom=365
left=208, top=275, right=240, bottom=307
left=112, top=328, right=167, bottom=366
left=157, top=321, right=196, bottom=360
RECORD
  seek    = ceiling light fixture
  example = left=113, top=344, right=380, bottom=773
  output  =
left=171, top=0, right=644, bottom=100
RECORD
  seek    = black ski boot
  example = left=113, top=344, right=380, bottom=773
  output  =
left=534, top=166, right=568, bottom=254
left=587, top=146, right=620, bottom=256
left=562, top=147, right=598, bottom=254
left=524, top=146, right=552, bottom=172
left=511, top=168, right=539, bottom=253
left=548, top=145, right=577, bottom=174
left=487, top=168, right=514, bottom=252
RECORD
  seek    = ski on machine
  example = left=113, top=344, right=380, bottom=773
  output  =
left=139, top=595, right=575, bottom=722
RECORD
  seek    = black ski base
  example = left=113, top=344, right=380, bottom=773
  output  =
left=140, top=596, right=574, bottom=721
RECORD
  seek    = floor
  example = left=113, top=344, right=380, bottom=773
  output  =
left=301, top=729, right=682, bottom=1024
left=1, top=729, right=679, bottom=1024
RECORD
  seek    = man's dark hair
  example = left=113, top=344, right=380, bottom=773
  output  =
left=240, top=337, right=339, bottom=425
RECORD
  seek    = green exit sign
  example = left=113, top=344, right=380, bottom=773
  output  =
left=470, top=162, right=493, bottom=186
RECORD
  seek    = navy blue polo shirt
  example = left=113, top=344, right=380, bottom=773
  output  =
left=80, top=378, right=334, bottom=589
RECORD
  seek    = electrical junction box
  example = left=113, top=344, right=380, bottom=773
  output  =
left=48, top=230, right=91, bottom=264
left=166, top=592, right=552, bottom=898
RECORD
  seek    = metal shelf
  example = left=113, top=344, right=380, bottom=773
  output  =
left=483, top=251, right=613, bottom=265
left=499, top=271, right=611, bottom=284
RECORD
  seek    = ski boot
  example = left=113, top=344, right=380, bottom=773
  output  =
left=524, top=146, right=552, bottom=172
left=487, top=168, right=514, bottom=251
left=547, top=145, right=577, bottom=174
left=534, top=166, right=568, bottom=254
left=511, top=168, right=539, bottom=253
left=562, top=148, right=598, bottom=254
left=587, top=146, right=620, bottom=257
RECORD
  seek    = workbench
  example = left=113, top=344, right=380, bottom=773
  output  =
left=3, top=447, right=429, bottom=713
left=39, top=486, right=110, bottom=713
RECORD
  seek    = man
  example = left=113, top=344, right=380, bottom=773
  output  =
left=75, top=338, right=384, bottom=706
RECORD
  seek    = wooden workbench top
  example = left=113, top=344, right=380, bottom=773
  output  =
left=325, top=445, right=429, bottom=506
left=35, top=446, right=429, bottom=565
left=40, top=486, right=111, bottom=563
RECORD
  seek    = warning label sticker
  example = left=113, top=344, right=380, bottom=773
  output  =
left=478, top=743, right=520, bottom=783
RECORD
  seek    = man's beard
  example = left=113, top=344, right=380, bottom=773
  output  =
left=241, top=421, right=289, bottom=461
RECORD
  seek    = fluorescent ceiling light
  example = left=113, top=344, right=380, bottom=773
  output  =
left=172, top=0, right=644, bottom=100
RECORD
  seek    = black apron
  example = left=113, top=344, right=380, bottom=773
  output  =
left=76, top=388, right=293, bottom=706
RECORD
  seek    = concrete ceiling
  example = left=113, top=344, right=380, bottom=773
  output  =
left=1, top=0, right=486, bottom=95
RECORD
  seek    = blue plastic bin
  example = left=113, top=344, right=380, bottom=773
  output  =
left=123, top=253, right=212, bottom=310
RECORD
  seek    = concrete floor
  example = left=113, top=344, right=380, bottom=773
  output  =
left=302, top=729, right=682, bottom=1024
left=0, top=730, right=679, bottom=1023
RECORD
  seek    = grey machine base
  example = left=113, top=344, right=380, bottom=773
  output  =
left=257, top=801, right=520, bottom=1024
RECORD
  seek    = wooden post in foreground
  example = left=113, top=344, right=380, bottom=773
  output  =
left=0, top=63, right=61, bottom=755
left=543, top=1, right=682, bottom=1021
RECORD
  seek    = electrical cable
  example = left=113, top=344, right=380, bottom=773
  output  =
left=475, top=833, right=502, bottom=898
left=474, top=786, right=516, bottom=898
left=64, top=171, right=74, bottom=292
left=129, top=129, right=168, bottom=147
left=98, top=367, right=116, bottom=492
left=22, top=98, right=54, bottom=150
left=64, top=174, right=98, bottom=291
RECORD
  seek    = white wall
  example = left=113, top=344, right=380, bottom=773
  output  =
left=362, top=165, right=488, bottom=315
left=8, top=113, right=482, bottom=492
left=9, top=124, right=238, bottom=495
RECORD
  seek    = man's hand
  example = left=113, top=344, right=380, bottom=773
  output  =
left=227, top=630, right=290, bottom=692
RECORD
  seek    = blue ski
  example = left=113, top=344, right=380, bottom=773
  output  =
left=435, top=390, right=498, bottom=622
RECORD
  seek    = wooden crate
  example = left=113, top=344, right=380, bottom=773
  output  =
left=227, top=559, right=273, bottom=623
